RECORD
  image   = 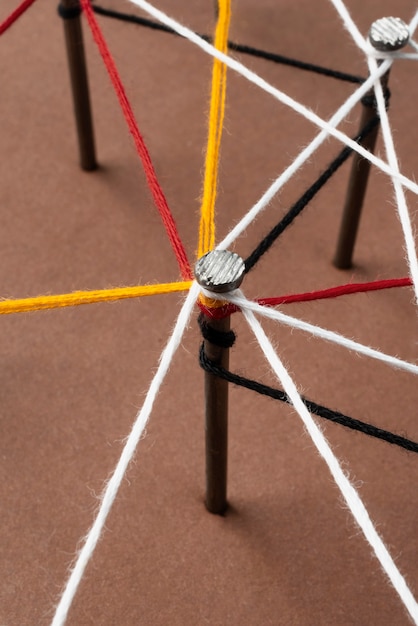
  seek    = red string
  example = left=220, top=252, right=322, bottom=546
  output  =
left=0, top=0, right=37, bottom=35
left=80, top=0, right=192, bottom=280
left=199, top=277, right=413, bottom=319
left=258, top=277, right=413, bottom=307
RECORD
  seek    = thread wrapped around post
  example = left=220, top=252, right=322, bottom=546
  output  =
left=333, top=16, right=409, bottom=269
left=195, top=249, right=244, bottom=515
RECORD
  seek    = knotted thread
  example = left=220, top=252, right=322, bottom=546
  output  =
left=361, top=86, right=391, bottom=110
left=199, top=346, right=418, bottom=453
left=198, top=313, right=236, bottom=348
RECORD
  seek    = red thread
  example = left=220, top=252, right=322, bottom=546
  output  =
left=258, top=277, right=413, bottom=307
left=80, top=0, right=192, bottom=280
left=0, top=0, right=37, bottom=35
left=199, top=277, right=413, bottom=318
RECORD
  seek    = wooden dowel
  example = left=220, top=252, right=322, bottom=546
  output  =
left=60, top=0, right=97, bottom=171
left=203, top=314, right=230, bottom=514
left=195, top=250, right=245, bottom=515
left=333, top=17, right=409, bottom=269
left=333, top=88, right=382, bottom=269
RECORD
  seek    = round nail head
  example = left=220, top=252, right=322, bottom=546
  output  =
left=194, top=250, right=245, bottom=293
left=369, top=17, right=409, bottom=51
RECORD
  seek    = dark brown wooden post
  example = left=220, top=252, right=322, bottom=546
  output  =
left=195, top=250, right=245, bottom=515
left=59, top=0, right=97, bottom=170
left=333, top=17, right=409, bottom=269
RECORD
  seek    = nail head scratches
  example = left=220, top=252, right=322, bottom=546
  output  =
left=195, top=250, right=245, bottom=293
left=369, top=17, right=409, bottom=52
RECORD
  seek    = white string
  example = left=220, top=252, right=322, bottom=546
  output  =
left=368, top=54, right=418, bottom=306
left=218, top=60, right=391, bottom=249
left=218, top=12, right=418, bottom=251
left=50, top=3, right=418, bottom=623
left=327, top=0, right=368, bottom=52
left=220, top=0, right=418, bottom=251
left=364, top=9, right=418, bottom=60
left=127, top=0, right=418, bottom=197
left=408, top=10, right=418, bottom=36
left=329, top=1, right=418, bottom=61
left=239, top=302, right=418, bottom=625
left=367, top=50, right=418, bottom=60
left=203, top=289, right=418, bottom=376
left=50, top=282, right=199, bottom=626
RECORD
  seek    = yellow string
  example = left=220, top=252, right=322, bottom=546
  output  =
left=1, top=2, right=232, bottom=317
left=198, top=292, right=227, bottom=309
left=197, top=0, right=231, bottom=258
left=0, top=281, right=193, bottom=315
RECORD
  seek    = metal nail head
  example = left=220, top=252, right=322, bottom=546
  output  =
left=368, top=17, right=409, bottom=52
left=194, top=250, right=245, bottom=294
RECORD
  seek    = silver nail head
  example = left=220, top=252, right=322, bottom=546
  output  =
left=194, top=250, right=245, bottom=293
left=369, top=17, right=409, bottom=51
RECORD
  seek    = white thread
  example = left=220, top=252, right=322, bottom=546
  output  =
left=202, top=289, right=418, bottom=376
left=411, top=14, right=418, bottom=32
left=128, top=0, right=418, bottom=197
left=218, top=61, right=391, bottom=249
left=362, top=11, right=418, bottom=59
left=408, top=10, right=418, bottom=36
left=365, top=8, right=418, bottom=58
left=239, top=302, right=418, bottom=625
left=329, top=2, right=418, bottom=61
left=51, top=282, right=199, bottom=626
left=366, top=50, right=418, bottom=60
left=220, top=6, right=418, bottom=250
left=328, top=0, right=368, bottom=52
left=50, top=4, right=418, bottom=623
left=368, top=55, right=418, bottom=306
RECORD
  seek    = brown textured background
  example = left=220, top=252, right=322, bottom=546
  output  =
left=0, top=0, right=417, bottom=624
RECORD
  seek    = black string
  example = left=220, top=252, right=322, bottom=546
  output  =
left=226, top=40, right=364, bottom=84
left=92, top=4, right=177, bottom=34
left=91, top=2, right=386, bottom=273
left=199, top=346, right=418, bottom=454
left=198, top=313, right=236, bottom=348
left=244, top=115, right=381, bottom=272
left=91, top=3, right=365, bottom=85
left=361, top=87, right=391, bottom=111
left=91, top=1, right=413, bottom=455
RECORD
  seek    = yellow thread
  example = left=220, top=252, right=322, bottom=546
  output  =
left=197, top=0, right=231, bottom=258
left=0, top=281, right=193, bottom=315
left=198, top=293, right=226, bottom=309
left=3, top=4, right=232, bottom=317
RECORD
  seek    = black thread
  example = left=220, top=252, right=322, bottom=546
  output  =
left=361, top=87, right=391, bottom=110
left=92, top=4, right=177, bottom=34
left=244, top=115, right=380, bottom=272
left=91, top=0, right=410, bottom=451
left=57, top=2, right=81, bottom=19
left=226, top=41, right=364, bottom=84
left=198, top=314, right=236, bottom=348
left=91, top=4, right=365, bottom=85
left=199, top=346, right=418, bottom=454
